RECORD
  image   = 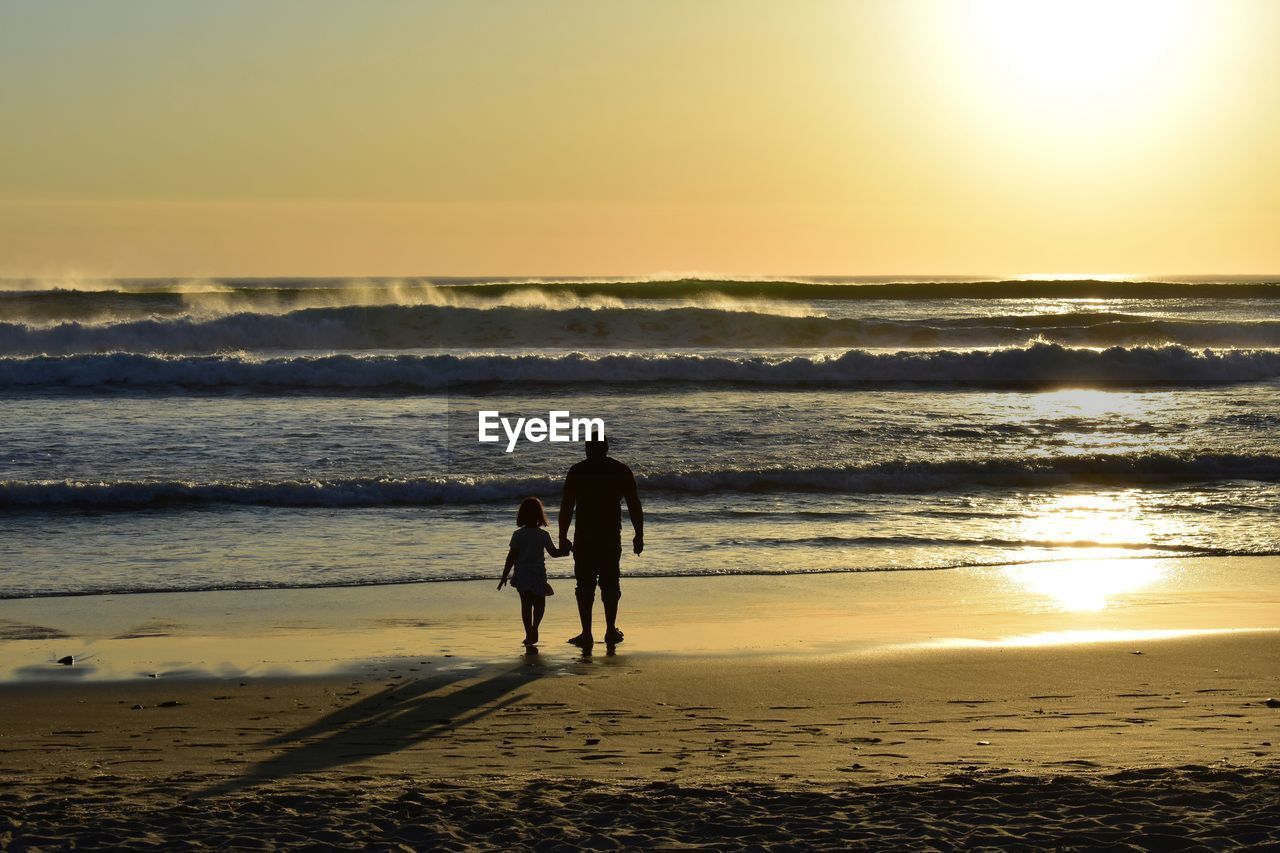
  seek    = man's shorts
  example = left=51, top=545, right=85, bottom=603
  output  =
left=573, top=540, right=622, bottom=604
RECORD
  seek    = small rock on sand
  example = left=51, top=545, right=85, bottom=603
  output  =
left=56, top=656, right=73, bottom=666
left=1265, top=698, right=1280, bottom=708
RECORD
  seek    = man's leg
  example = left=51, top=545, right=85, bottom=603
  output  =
left=575, top=589, right=593, bottom=637
left=570, top=552, right=597, bottom=645
left=601, top=546, right=623, bottom=644
left=603, top=597, right=618, bottom=633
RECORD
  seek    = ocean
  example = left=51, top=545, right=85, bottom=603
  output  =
left=3, top=276, right=1279, bottom=600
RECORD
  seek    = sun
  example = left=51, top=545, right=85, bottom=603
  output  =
left=962, top=1, right=1204, bottom=98
left=921, top=0, right=1223, bottom=143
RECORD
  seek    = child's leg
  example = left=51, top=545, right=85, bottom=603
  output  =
left=524, top=593, right=545, bottom=644
left=533, top=594, right=546, bottom=632
left=519, top=591, right=535, bottom=640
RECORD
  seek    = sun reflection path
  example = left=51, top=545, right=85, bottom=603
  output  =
left=1005, top=490, right=1185, bottom=611
left=1030, top=387, right=1144, bottom=421
left=1020, top=489, right=1181, bottom=547
left=980, top=387, right=1169, bottom=458
left=921, top=627, right=1259, bottom=651
left=1004, top=558, right=1170, bottom=612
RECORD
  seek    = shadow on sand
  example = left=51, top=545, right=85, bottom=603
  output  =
left=196, top=655, right=549, bottom=799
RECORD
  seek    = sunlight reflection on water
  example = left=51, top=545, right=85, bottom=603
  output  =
left=1004, top=490, right=1187, bottom=610
left=1003, top=559, right=1171, bottom=612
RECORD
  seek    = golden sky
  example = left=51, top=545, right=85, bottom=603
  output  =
left=1, top=0, right=1277, bottom=277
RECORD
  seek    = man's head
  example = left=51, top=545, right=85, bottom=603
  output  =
left=585, top=436, right=608, bottom=461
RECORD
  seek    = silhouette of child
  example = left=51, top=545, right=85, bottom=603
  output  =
left=498, top=497, right=570, bottom=647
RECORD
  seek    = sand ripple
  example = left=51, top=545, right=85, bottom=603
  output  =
left=2, top=765, right=1277, bottom=850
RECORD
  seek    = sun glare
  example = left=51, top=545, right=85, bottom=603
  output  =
left=1027, top=388, right=1142, bottom=422
left=1004, top=492, right=1180, bottom=611
left=1004, top=559, right=1169, bottom=612
left=963, top=1, right=1204, bottom=93
left=1016, top=492, right=1153, bottom=552
left=925, top=0, right=1225, bottom=152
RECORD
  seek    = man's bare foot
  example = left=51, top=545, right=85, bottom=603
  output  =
left=567, top=633, right=593, bottom=647
left=604, top=628, right=624, bottom=645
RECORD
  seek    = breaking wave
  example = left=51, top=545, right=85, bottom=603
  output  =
left=0, top=281, right=814, bottom=326
left=2, top=343, right=1278, bottom=390
left=7, top=304, right=1280, bottom=353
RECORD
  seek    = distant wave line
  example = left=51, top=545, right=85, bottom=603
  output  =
left=4, top=451, right=1279, bottom=509
left=3, top=275, right=1280, bottom=302
left=434, top=278, right=1280, bottom=302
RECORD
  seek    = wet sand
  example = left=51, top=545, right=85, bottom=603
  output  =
left=1, top=557, right=1278, bottom=847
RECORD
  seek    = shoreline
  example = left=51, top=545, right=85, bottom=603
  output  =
left=4, top=544, right=1264, bottom=602
left=2, top=554, right=1277, bottom=683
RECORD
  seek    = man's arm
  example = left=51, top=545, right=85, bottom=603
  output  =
left=559, top=474, right=576, bottom=548
left=623, top=469, right=644, bottom=555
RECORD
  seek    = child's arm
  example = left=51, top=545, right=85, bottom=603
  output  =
left=544, top=533, right=571, bottom=558
left=498, top=547, right=517, bottom=589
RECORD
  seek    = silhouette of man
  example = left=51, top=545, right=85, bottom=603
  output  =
left=559, top=436, right=643, bottom=647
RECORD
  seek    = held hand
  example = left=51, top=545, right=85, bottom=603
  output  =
left=633, top=534, right=644, bottom=555
left=497, top=578, right=507, bottom=590
left=559, top=535, right=572, bottom=553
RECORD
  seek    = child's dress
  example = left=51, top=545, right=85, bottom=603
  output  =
left=509, top=526, right=553, bottom=594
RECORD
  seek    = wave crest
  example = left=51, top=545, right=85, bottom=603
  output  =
left=5, top=452, right=1278, bottom=509
left=2, top=343, right=1278, bottom=390
left=6, top=303, right=1280, bottom=353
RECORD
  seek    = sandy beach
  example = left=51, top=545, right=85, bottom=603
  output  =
left=2, top=557, right=1278, bottom=848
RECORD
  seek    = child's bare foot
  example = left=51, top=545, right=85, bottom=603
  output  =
left=567, top=633, right=593, bottom=647
left=523, top=634, right=535, bottom=646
